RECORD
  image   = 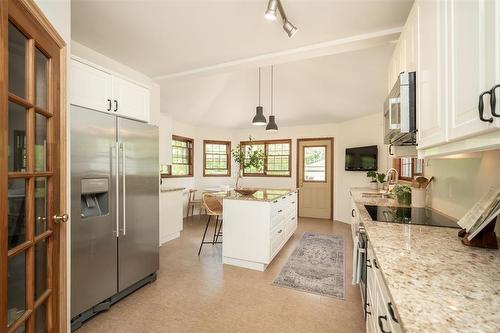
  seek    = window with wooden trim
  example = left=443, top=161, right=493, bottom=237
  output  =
left=240, top=139, right=291, bottom=177
left=203, top=140, right=231, bottom=176
left=171, top=135, right=193, bottom=177
left=395, top=157, right=424, bottom=180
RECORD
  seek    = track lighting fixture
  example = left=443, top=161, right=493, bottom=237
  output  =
left=264, top=0, right=298, bottom=38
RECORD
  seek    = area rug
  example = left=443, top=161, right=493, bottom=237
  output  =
left=273, top=232, right=345, bottom=299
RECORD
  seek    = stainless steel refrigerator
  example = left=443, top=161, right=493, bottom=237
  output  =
left=70, top=105, right=159, bottom=329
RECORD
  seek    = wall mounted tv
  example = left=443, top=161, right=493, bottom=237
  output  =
left=345, top=145, right=378, bottom=171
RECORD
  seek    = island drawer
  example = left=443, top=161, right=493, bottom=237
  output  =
left=270, top=222, right=286, bottom=257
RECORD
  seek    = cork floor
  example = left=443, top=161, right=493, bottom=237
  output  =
left=77, top=216, right=365, bottom=333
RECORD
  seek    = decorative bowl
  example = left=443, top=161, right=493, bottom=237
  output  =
left=234, top=188, right=258, bottom=196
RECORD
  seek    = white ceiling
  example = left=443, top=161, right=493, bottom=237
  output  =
left=72, top=0, right=412, bottom=77
left=71, top=0, right=413, bottom=128
left=161, top=44, right=393, bottom=128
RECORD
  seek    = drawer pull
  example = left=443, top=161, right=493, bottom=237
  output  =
left=277, top=229, right=283, bottom=234
left=378, top=315, right=391, bottom=333
left=273, top=200, right=278, bottom=203
left=352, top=209, right=356, bottom=217
left=373, top=258, right=379, bottom=269
left=278, top=209, right=283, bottom=213
left=291, top=217, right=295, bottom=220
left=388, top=302, right=398, bottom=323
left=291, top=201, right=295, bottom=204
left=366, top=259, right=372, bottom=268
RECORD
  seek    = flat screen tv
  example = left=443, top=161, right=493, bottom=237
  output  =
left=345, top=145, right=378, bottom=171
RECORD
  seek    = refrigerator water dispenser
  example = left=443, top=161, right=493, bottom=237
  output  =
left=80, top=178, right=109, bottom=218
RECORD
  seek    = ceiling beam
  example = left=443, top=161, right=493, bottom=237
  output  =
left=153, top=27, right=401, bottom=81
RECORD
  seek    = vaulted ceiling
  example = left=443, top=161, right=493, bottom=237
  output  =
left=71, top=0, right=413, bottom=128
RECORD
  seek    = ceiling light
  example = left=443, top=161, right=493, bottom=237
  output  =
left=252, top=68, right=267, bottom=126
left=283, top=20, right=297, bottom=38
left=266, top=65, right=279, bottom=132
left=265, top=0, right=278, bottom=20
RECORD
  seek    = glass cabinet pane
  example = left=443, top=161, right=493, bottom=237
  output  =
left=8, top=102, right=27, bottom=172
left=35, top=49, right=48, bottom=109
left=35, top=239, right=47, bottom=299
left=8, top=22, right=27, bottom=99
left=8, top=179, right=26, bottom=249
left=35, top=177, right=47, bottom=235
left=35, top=301, right=47, bottom=333
left=35, top=114, right=48, bottom=172
left=7, top=252, right=26, bottom=327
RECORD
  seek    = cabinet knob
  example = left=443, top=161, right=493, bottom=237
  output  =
left=53, top=213, right=69, bottom=224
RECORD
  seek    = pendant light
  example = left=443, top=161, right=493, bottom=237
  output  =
left=252, top=67, right=267, bottom=126
left=266, top=65, right=278, bottom=132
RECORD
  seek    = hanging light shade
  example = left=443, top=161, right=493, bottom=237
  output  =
left=252, top=67, right=267, bottom=126
left=266, top=65, right=279, bottom=132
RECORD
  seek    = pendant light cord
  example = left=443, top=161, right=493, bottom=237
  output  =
left=271, top=65, right=274, bottom=116
left=258, top=67, right=261, bottom=106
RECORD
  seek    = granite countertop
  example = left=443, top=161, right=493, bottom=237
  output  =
left=160, top=187, right=185, bottom=193
left=220, top=188, right=297, bottom=202
left=350, top=187, right=500, bottom=333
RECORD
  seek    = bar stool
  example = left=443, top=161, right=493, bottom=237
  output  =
left=197, top=193, right=223, bottom=256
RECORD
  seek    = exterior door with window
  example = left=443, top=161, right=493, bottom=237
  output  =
left=297, top=138, right=333, bottom=219
left=1, top=1, right=67, bottom=332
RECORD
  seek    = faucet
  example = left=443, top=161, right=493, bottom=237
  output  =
left=386, top=168, right=399, bottom=192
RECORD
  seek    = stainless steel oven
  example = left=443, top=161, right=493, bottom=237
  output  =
left=384, top=71, right=417, bottom=145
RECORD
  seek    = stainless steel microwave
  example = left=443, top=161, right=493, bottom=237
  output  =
left=384, top=72, right=417, bottom=145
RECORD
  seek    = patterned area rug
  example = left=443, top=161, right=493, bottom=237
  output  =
left=273, top=232, right=345, bottom=299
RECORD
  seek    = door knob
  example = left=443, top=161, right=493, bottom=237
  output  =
left=53, top=213, right=69, bottom=224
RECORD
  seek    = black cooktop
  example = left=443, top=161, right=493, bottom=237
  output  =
left=364, top=205, right=459, bottom=228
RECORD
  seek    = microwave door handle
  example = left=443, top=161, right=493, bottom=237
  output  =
left=389, top=98, right=401, bottom=129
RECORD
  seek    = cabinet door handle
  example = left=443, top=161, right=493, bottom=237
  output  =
left=365, top=302, right=371, bottom=315
left=388, top=302, right=399, bottom=323
left=291, top=201, right=295, bottom=204
left=388, top=144, right=394, bottom=156
left=351, top=209, right=356, bottom=217
left=278, top=209, right=283, bottom=213
left=373, top=258, right=379, bottom=269
left=366, top=258, right=372, bottom=268
left=378, top=315, right=391, bottom=333
left=490, top=84, right=500, bottom=117
left=114, top=100, right=118, bottom=112
left=107, top=98, right=112, bottom=111
left=273, top=200, right=278, bottom=203
left=277, top=229, right=282, bottom=234
left=479, top=91, right=493, bottom=123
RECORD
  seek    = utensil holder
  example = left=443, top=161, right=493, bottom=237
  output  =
left=411, top=188, right=426, bottom=208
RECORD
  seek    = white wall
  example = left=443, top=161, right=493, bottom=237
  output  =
left=71, top=41, right=161, bottom=126
left=162, top=112, right=388, bottom=222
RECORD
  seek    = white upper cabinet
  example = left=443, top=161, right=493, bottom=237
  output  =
left=70, top=57, right=151, bottom=123
left=447, top=0, right=499, bottom=140
left=70, top=59, right=112, bottom=113
left=112, top=76, right=150, bottom=123
left=416, top=0, right=447, bottom=149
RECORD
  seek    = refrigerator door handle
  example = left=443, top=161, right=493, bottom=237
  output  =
left=115, top=142, right=120, bottom=237
left=121, top=142, right=126, bottom=236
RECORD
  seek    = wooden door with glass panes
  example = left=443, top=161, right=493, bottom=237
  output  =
left=1, top=1, right=67, bottom=332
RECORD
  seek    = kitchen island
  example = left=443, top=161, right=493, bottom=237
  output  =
left=222, top=189, right=298, bottom=271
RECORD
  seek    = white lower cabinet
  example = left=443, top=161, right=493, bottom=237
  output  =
left=366, top=243, right=402, bottom=333
left=223, top=191, right=298, bottom=271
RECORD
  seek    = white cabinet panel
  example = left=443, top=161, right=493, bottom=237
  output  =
left=112, top=76, right=150, bottom=122
left=70, top=59, right=112, bottom=112
left=404, top=6, right=418, bottom=72
left=416, top=0, right=447, bottom=149
left=447, top=0, right=499, bottom=140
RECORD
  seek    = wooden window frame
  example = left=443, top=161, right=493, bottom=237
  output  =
left=393, top=157, right=424, bottom=181
left=240, top=139, right=292, bottom=177
left=203, top=140, right=231, bottom=177
left=167, top=135, right=194, bottom=178
left=302, top=145, right=328, bottom=183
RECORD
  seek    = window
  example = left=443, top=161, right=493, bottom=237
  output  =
left=203, top=140, right=231, bottom=176
left=304, top=146, right=326, bottom=182
left=240, top=139, right=291, bottom=177
left=171, top=135, right=193, bottom=177
left=395, top=157, right=424, bottom=180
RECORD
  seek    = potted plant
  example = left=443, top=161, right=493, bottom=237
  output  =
left=366, top=171, right=378, bottom=190
left=231, top=136, right=264, bottom=189
left=376, top=172, right=386, bottom=190
left=392, top=184, right=412, bottom=205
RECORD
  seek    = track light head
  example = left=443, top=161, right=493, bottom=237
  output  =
left=283, top=20, right=297, bottom=38
left=265, top=0, right=279, bottom=20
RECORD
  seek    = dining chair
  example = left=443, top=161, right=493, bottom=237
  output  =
left=198, top=193, right=223, bottom=256
left=187, top=189, right=203, bottom=218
